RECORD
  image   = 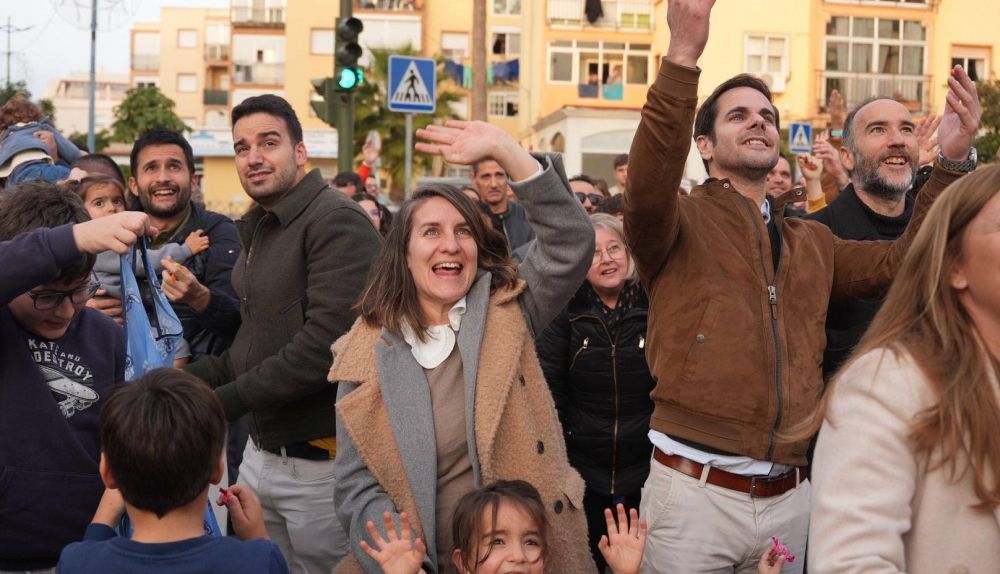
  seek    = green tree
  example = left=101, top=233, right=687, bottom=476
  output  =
left=110, top=86, right=188, bottom=143
left=0, top=80, right=31, bottom=107
left=353, top=46, right=462, bottom=200
left=69, top=129, right=112, bottom=153
left=38, top=98, right=56, bottom=127
left=976, top=79, right=1000, bottom=163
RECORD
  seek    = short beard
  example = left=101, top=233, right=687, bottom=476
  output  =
left=854, top=154, right=915, bottom=202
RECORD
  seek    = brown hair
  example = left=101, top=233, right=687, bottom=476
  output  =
left=0, top=95, right=43, bottom=130
left=356, top=184, right=517, bottom=340
left=449, top=480, right=549, bottom=573
left=796, top=164, right=1000, bottom=509
left=70, top=175, right=126, bottom=204
left=100, top=369, right=226, bottom=518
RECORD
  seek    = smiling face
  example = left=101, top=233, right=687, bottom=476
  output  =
left=697, top=86, right=780, bottom=182
left=407, top=196, right=478, bottom=325
left=454, top=500, right=545, bottom=574
left=587, top=227, right=629, bottom=298
left=233, top=112, right=307, bottom=207
left=129, top=144, right=195, bottom=222
left=8, top=274, right=92, bottom=340
left=765, top=155, right=793, bottom=197
left=842, top=99, right=918, bottom=202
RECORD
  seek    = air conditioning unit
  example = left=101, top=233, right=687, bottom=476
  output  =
left=760, top=72, right=787, bottom=94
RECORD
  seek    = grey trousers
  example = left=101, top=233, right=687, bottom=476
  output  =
left=239, top=443, right=349, bottom=574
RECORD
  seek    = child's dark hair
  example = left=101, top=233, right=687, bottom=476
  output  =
left=72, top=153, right=126, bottom=186
left=0, top=181, right=95, bottom=282
left=450, top=480, right=549, bottom=573
left=100, top=369, right=226, bottom=518
left=70, top=175, right=126, bottom=204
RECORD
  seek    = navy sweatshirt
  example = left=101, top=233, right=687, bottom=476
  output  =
left=0, top=225, right=125, bottom=570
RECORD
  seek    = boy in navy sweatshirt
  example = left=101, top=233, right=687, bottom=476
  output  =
left=0, top=182, right=154, bottom=571
left=57, top=369, right=289, bottom=574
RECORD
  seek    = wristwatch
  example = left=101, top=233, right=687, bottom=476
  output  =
left=938, top=147, right=978, bottom=173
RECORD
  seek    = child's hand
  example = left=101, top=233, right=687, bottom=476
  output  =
left=598, top=504, right=647, bottom=574
left=184, top=229, right=210, bottom=255
left=758, top=538, right=793, bottom=574
left=359, top=512, right=427, bottom=574
left=220, top=484, right=269, bottom=541
left=91, top=487, right=127, bottom=527
left=796, top=154, right=822, bottom=182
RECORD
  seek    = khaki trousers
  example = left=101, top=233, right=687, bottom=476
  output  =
left=639, top=455, right=810, bottom=574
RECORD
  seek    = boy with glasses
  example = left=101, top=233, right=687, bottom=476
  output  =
left=0, top=181, right=153, bottom=572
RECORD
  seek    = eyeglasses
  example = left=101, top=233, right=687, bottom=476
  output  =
left=575, top=192, right=604, bottom=206
left=26, top=282, right=100, bottom=310
left=593, top=243, right=626, bottom=262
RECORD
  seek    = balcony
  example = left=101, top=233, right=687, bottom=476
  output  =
left=355, top=0, right=420, bottom=11
left=132, top=53, right=160, bottom=71
left=203, top=89, right=229, bottom=106
left=233, top=62, right=284, bottom=86
left=547, top=0, right=653, bottom=31
left=205, top=44, right=229, bottom=62
left=819, top=71, right=930, bottom=114
left=231, top=6, right=285, bottom=27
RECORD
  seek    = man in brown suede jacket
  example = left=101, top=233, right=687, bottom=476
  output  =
left=625, top=1, right=981, bottom=572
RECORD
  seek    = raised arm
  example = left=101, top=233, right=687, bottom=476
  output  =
left=625, top=0, right=715, bottom=284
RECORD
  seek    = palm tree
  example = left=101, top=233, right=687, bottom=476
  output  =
left=354, top=45, right=462, bottom=201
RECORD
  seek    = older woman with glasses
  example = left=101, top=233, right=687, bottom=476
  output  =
left=329, top=120, right=597, bottom=573
left=536, top=212, right=655, bottom=573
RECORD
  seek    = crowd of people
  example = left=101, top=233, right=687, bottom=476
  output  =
left=1, top=0, right=999, bottom=573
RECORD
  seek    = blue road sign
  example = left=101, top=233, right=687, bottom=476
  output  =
left=388, top=55, right=436, bottom=114
left=789, top=122, right=813, bottom=154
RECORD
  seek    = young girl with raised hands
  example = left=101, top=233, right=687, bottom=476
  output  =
left=358, top=479, right=791, bottom=574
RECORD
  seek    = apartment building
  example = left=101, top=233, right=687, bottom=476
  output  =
left=42, top=73, right=130, bottom=136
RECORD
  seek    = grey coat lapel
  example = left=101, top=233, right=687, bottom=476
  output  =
left=457, top=273, right=492, bottom=485
left=375, top=334, right=438, bottom=554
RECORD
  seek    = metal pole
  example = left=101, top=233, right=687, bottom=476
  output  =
left=87, top=0, right=97, bottom=152
left=5, top=17, right=10, bottom=89
left=404, top=113, right=413, bottom=199
left=336, top=0, right=354, bottom=173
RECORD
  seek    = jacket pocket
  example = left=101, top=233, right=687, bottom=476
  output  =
left=278, top=297, right=305, bottom=340
left=0, top=466, right=103, bottom=561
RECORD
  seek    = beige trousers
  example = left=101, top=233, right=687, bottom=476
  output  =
left=639, top=456, right=810, bottom=574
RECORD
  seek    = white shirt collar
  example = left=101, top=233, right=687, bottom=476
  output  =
left=401, top=297, right=467, bottom=369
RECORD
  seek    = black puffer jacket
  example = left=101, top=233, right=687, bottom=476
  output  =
left=537, top=283, right=655, bottom=496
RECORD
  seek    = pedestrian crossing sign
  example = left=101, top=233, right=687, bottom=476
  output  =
left=789, top=122, right=812, bottom=154
left=388, top=55, right=437, bottom=114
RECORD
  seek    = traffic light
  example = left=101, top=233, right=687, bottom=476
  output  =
left=311, top=77, right=337, bottom=127
left=335, top=17, right=364, bottom=92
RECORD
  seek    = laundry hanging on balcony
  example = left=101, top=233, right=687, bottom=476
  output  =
left=443, top=59, right=520, bottom=88
left=585, top=0, right=604, bottom=23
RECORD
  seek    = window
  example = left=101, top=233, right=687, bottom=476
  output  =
left=951, top=46, right=990, bottom=82
left=311, top=29, right=334, bottom=55
left=132, top=32, right=160, bottom=71
left=547, top=40, right=651, bottom=89
left=488, top=91, right=519, bottom=117
left=493, top=0, right=521, bottom=15
left=745, top=34, right=789, bottom=91
left=177, top=74, right=197, bottom=93
left=492, top=30, right=520, bottom=57
left=442, top=32, right=469, bottom=61
left=824, top=15, right=927, bottom=109
left=178, top=30, right=198, bottom=48
left=547, top=0, right=653, bottom=31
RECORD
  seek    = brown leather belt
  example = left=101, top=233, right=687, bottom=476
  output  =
left=653, top=447, right=808, bottom=498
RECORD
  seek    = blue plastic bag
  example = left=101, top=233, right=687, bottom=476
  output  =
left=120, top=237, right=183, bottom=381
left=118, top=237, right=222, bottom=536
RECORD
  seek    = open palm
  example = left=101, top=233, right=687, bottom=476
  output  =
left=359, top=512, right=426, bottom=574
left=598, top=505, right=648, bottom=574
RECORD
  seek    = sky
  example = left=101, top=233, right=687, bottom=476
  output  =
left=4, top=0, right=228, bottom=98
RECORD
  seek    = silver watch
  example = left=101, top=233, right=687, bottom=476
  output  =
left=938, top=147, right=978, bottom=172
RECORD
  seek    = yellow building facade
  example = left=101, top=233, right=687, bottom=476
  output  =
left=131, top=0, right=998, bottom=207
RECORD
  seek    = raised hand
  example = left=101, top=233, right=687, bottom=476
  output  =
left=71, top=211, right=156, bottom=255
left=797, top=154, right=823, bottom=182
left=827, top=89, right=846, bottom=132
left=915, top=114, right=941, bottom=167
left=598, top=504, right=648, bottom=574
left=938, top=65, right=982, bottom=161
left=358, top=512, right=427, bottom=574
left=665, top=0, right=718, bottom=68
left=362, top=139, right=380, bottom=166
left=415, top=120, right=539, bottom=181
left=813, top=131, right=849, bottom=188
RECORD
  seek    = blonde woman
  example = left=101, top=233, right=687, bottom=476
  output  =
left=807, top=165, right=1000, bottom=573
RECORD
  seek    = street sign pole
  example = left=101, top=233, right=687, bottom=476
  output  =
left=405, top=113, right=413, bottom=199
left=337, top=0, right=354, bottom=173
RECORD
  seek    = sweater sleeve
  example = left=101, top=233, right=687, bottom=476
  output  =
left=624, top=58, right=700, bottom=287
left=0, top=225, right=83, bottom=305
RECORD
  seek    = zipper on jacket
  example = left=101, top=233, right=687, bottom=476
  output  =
left=737, top=195, right=784, bottom=461
left=569, top=337, right=589, bottom=371
left=244, top=213, right=270, bottom=443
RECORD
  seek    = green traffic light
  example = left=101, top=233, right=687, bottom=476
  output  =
left=338, top=68, right=363, bottom=90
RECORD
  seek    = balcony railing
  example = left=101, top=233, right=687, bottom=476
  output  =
left=205, top=44, right=229, bottom=61
left=231, top=7, right=285, bottom=26
left=547, top=0, right=653, bottom=31
left=204, top=89, right=229, bottom=106
left=355, top=0, right=420, bottom=11
left=233, top=62, right=284, bottom=86
left=132, top=54, right=160, bottom=71
left=819, top=71, right=930, bottom=113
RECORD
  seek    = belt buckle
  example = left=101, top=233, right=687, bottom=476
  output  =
left=749, top=476, right=761, bottom=498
